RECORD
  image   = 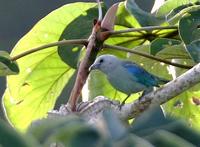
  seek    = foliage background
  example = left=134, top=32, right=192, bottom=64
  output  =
left=0, top=0, right=153, bottom=117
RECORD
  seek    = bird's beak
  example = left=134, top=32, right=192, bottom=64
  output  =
left=89, top=63, right=100, bottom=72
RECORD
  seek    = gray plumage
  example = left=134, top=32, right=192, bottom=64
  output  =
left=89, top=54, right=169, bottom=102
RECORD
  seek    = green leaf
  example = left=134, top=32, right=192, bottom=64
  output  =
left=156, top=0, right=199, bottom=17
left=166, top=5, right=200, bottom=25
left=164, top=89, right=200, bottom=130
left=179, top=9, right=200, bottom=62
left=145, top=130, right=195, bottom=147
left=185, top=39, right=200, bottom=62
left=58, top=6, right=100, bottom=68
left=2, top=2, right=97, bottom=131
left=103, top=110, right=127, bottom=140
left=155, top=44, right=191, bottom=60
left=179, top=10, right=200, bottom=44
left=131, top=106, right=168, bottom=136
left=28, top=116, right=101, bottom=147
left=0, top=119, right=40, bottom=147
left=150, top=38, right=181, bottom=55
left=126, top=0, right=164, bottom=26
left=0, top=51, right=19, bottom=76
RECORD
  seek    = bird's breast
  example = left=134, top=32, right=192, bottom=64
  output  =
left=107, top=68, right=147, bottom=94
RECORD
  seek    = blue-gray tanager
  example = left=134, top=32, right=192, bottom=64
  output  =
left=89, top=54, right=169, bottom=104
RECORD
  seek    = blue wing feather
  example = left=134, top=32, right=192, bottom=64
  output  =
left=122, top=61, right=159, bottom=87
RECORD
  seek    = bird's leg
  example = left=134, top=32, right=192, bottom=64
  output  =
left=119, top=94, right=131, bottom=110
left=139, top=88, right=153, bottom=101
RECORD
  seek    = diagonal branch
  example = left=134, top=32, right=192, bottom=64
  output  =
left=103, top=44, right=193, bottom=69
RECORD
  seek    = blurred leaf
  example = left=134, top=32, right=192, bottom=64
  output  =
left=2, top=2, right=97, bottom=131
left=130, top=106, right=200, bottom=146
left=28, top=116, right=102, bottom=147
left=156, top=0, right=199, bottom=17
left=126, top=0, right=164, bottom=26
left=131, top=106, right=168, bottom=136
left=0, top=119, right=40, bottom=147
left=145, top=130, right=195, bottom=147
left=150, top=38, right=181, bottom=55
left=0, top=51, right=19, bottom=76
left=163, top=120, right=200, bottom=146
left=103, top=110, right=127, bottom=140
left=114, top=134, right=154, bottom=147
left=179, top=9, right=200, bottom=62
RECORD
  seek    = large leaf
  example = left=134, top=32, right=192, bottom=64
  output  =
left=179, top=9, right=200, bottom=62
left=155, top=0, right=199, bottom=17
left=0, top=51, right=19, bottom=76
left=130, top=107, right=200, bottom=146
left=125, top=0, right=164, bottom=26
left=28, top=116, right=102, bottom=147
left=0, top=118, right=40, bottom=147
left=58, top=6, right=100, bottom=68
left=2, top=2, right=97, bottom=131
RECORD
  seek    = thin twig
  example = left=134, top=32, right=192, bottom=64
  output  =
left=103, top=44, right=193, bottom=69
left=11, top=39, right=88, bottom=61
left=107, top=26, right=178, bottom=35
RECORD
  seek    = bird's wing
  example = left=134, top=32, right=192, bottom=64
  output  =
left=122, top=61, right=159, bottom=87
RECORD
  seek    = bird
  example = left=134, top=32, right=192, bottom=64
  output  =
left=89, top=54, right=169, bottom=105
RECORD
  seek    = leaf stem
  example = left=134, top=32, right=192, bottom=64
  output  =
left=10, top=39, right=88, bottom=61
left=103, top=44, right=193, bottom=69
left=107, top=25, right=178, bottom=35
left=96, top=0, right=102, bottom=21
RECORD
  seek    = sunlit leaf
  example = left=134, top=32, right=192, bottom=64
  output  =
left=164, top=90, right=200, bottom=130
left=2, top=2, right=97, bottom=131
left=0, top=51, right=19, bottom=76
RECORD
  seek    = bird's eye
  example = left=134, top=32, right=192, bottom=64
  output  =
left=99, top=59, right=104, bottom=63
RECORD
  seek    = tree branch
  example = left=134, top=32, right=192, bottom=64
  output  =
left=103, top=44, right=193, bottom=69
left=11, top=39, right=88, bottom=61
left=68, top=22, right=101, bottom=111
left=107, top=25, right=178, bottom=35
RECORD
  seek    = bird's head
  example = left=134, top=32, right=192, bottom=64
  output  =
left=89, top=54, right=120, bottom=74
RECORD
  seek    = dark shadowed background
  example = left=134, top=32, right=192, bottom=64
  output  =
left=0, top=0, right=154, bottom=118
